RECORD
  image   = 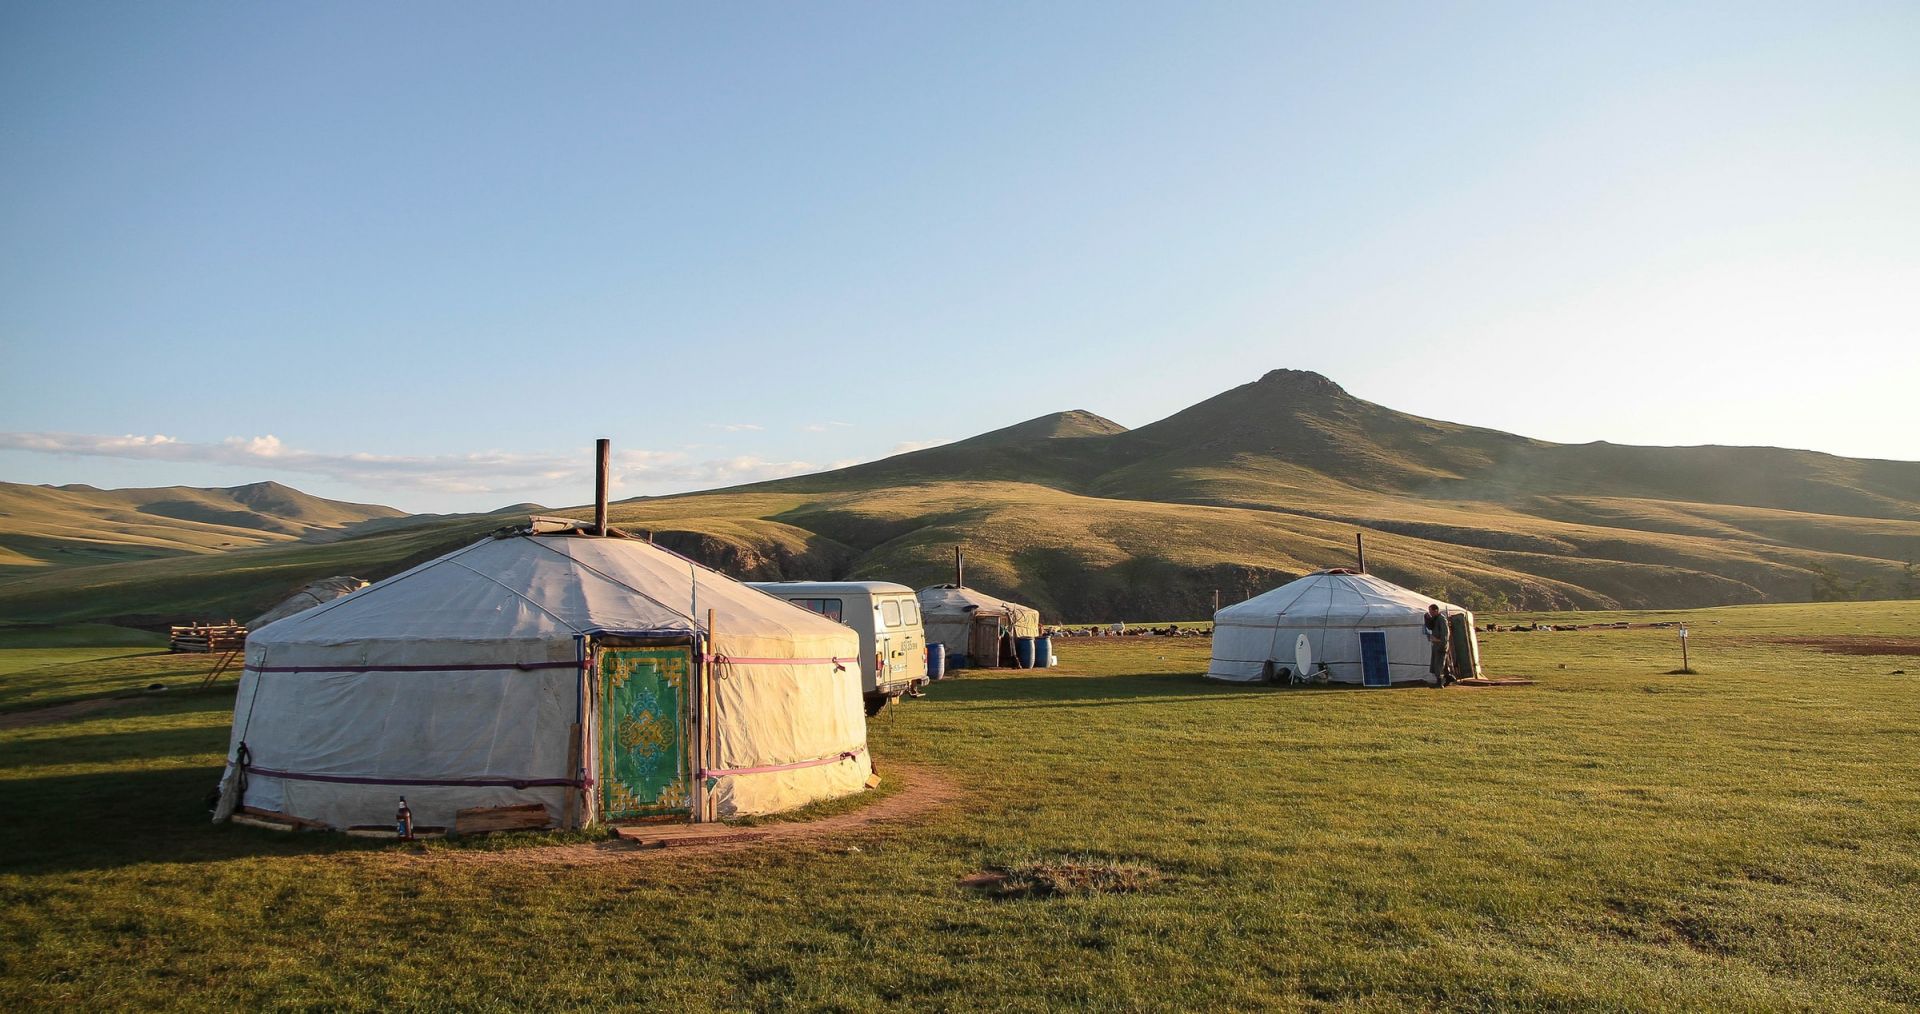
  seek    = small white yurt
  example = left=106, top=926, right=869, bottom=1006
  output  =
left=215, top=521, right=871, bottom=832
left=917, top=584, right=1040, bottom=667
left=1207, top=569, right=1480, bottom=687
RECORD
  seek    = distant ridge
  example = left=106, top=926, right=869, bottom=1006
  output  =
left=0, top=481, right=405, bottom=571
left=2, top=369, right=1916, bottom=624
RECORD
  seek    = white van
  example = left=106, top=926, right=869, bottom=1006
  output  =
left=746, top=580, right=929, bottom=715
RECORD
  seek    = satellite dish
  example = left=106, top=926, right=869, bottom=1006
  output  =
left=1294, top=633, right=1312, bottom=679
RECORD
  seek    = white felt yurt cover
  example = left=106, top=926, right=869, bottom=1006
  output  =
left=215, top=531, right=869, bottom=831
left=916, top=584, right=1041, bottom=656
left=1207, top=570, right=1478, bottom=686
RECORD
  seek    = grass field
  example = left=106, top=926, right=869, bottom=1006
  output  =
left=3, top=601, right=1918, bottom=1009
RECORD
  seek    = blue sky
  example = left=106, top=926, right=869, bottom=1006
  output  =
left=2, top=2, right=1915, bottom=512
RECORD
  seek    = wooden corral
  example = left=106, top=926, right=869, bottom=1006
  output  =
left=170, top=622, right=247, bottom=653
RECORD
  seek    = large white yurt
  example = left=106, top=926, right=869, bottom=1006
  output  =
left=1207, top=570, right=1480, bottom=687
left=214, top=521, right=871, bottom=832
left=916, top=584, right=1040, bottom=667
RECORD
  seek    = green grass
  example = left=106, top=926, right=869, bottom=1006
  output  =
left=0, top=623, right=164, bottom=650
left=3, top=602, right=1919, bottom=1009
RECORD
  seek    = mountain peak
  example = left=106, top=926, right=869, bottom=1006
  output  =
left=1254, top=369, right=1347, bottom=396
left=228, top=480, right=295, bottom=495
left=957, top=410, right=1128, bottom=447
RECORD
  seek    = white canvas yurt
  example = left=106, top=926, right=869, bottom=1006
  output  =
left=917, top=584, right=1041, bottom=668
left=1207, top=570, right=1480, bottom=687
left=215, top=521, right=871, bottom=832
left=247, top=575, right=368, bottom=629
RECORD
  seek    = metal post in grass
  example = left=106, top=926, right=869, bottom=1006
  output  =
left=1679, top=623, right=1693, bottom=674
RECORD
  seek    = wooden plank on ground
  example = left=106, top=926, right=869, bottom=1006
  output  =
left=609, top=823, right=770, bottom=848
left=236, top=806, right=329, bottom=831
left=453, top=802, right=552, bottom=835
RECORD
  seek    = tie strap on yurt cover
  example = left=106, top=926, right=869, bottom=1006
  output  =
left=703, top=653, right=852, bottom=670
left=698, top=744, right=867, bottom=779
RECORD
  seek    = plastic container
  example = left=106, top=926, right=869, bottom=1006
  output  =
left=926, top=642, right=946, bottom=680
left=1033, top=634, right=1052, bottom=669
left=1014, top=636, right=1037, bottom=669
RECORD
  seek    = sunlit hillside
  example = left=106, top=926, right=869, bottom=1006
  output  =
left=2, top=371, right=1915, bottom=625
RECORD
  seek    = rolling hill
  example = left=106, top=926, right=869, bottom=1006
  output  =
left=0, top=481, right=407, bottom=572
left=2, top=370, right=1915, bottom=626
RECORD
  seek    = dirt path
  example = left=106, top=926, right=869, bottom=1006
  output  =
left=409, top=763, right=964, bottom=869
left=1761, top=635, right=1920, bottom=657
left=0, top=697, right=134, bottom=730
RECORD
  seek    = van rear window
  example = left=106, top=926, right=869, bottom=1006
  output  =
left=791, top=598, right=843, bottom=622
left=902, top=600, right=919, bottom=626
left=881, top=600, right=901, bottom=627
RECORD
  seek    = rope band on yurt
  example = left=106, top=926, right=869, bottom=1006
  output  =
left=236, top=766, right=590, bottom=789
left=243, top=660, right=586, bottom=674
left=702, top=653, right=851, bottom=670
left=698, top=744, right=866, bottom=779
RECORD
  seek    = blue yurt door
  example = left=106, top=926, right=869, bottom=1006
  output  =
left=1358, top=631, right=1390, bottom=687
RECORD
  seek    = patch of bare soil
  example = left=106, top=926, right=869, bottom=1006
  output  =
left=960, top=857, right=1163, bottom=899
left=0, top=697, right=132, bottom=730
left=1452, top=676, right=1538, bottom=688
left=1763, top=636, right=1920, bottom=657
left=409, top=763, right=963, bottom=869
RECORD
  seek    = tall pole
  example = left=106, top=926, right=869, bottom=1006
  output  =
left=594, top=438, right=610, bottom=537
left=703, top=608, right=717, bottom=822
left=1356, top=532, right=1367, bottom=573
left=955, top=546, right=964, bottom=587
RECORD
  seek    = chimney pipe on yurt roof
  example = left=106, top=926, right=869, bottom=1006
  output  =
left=954, top=545, right=964, bottom=588
left=1356, top=532, right=1367, bottom=574
left=594, top=438, right=610, bottom=537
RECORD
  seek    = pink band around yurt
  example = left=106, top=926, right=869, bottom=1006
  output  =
left=246, top=660, right=584, bottom=674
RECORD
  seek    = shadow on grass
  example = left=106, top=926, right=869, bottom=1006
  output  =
left=0, top=693, right=382, bottom=874
left=924, top=672, right=1363, bottom=709
left=0, top=667, right=235, bottom=715
left=0, top=722, right=230, bottom=770
left=0, top=765, right=392, bottom=874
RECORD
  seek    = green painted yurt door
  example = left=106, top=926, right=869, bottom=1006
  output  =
left=599, top=646, right=693, bottom=819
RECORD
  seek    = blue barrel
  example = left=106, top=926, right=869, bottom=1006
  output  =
left=926, top=643, right=946, bottom=680
left=1014, top=636, right=1037, bottom=669
left=1034, top=634, right=1053, bottom=668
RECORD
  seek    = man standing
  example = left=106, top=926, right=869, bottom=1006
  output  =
left=1424, top=603, right=1452, bottom=687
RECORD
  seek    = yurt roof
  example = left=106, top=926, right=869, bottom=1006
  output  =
left=248, top=576, right=368, bottom=629
left=249, top=533, right=855, bottom=646
left=1215, top=570, right=1456, bottom=628
left=916, top=584, right=1039, bottom=619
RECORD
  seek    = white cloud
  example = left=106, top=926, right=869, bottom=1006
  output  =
left=0, top=431, right=829, bottom=498
left=707, top=422, right=764, bottom=432
left=800, top=421, right=855, bottom=433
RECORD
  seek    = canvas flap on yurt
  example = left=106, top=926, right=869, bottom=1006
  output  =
left=220, top=531, right=870, bottom=830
